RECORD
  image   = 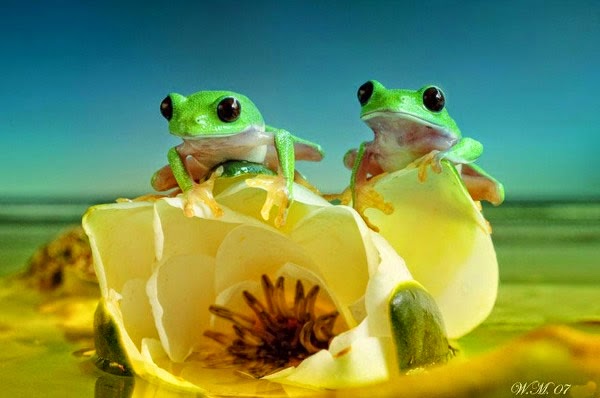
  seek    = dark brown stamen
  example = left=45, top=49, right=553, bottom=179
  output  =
left=204, top=274, right=340, bottom=378
left=204, top=330, right=233, bottom=345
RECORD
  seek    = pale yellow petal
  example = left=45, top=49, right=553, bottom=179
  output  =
left=147, top=254, right=216, bottom=362
left=214, top=225, right=318, bottom=294
left=83, top=202, right=155, bottom=296
left=177, top=361, right=289, bottom=397
left=120, top=278, right=159, bottom=349
left=216, top=180, right=330, bottom=233
left=364, top=233, right=413, bottom=337
left=365, top=162, right=498, bottom=338
left=154, top=197, right=257, bottom=261
left=138, top=338, right=204, bottom=393
left=290, top=206, right=374, bottom=310
left=266, top=332, right=394, bottom=389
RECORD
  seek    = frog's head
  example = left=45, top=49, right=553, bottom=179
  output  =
left=160, top=90, right=265, bottom=138
left=357, top=80, right=461, bottom=138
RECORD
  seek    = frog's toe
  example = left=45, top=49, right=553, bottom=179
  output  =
left=353, top=177, right=393, bottom=231
left=407, top=151, right=441, bottom=182
left=245, top=174, right=289, bottom=227
left=183, top=171, right=224, bottom=218
left=184, top=186, right=223, bottom=218
left=431, top=154, right=444, bottom=174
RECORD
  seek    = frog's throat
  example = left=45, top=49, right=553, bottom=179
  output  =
left=170, top=125, right=264, bottom=140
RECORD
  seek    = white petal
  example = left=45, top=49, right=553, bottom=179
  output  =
left=265, top=319, right=394, bottom=389
left=364, top=233, right=413, bottom=337
left=216, top=180, right=331, bottom=233
left=365, top=162, right=498, bottom=338
left=147, top=254, right=216, bottom=362
left=154, top=198, right=256, bottom=262
left=120, top=278, right=159, bottom=349
left=139, top=338, right=204, bottom=393
left=290, top=206, right=374, bottom=310
left=83, top=202, right=156, bottom=296
left=214, top=225, right=318, bottom=294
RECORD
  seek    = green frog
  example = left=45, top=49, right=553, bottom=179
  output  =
left=151, top=90, right=323, bottom=226
left=345, top=80, right=504, bottom=215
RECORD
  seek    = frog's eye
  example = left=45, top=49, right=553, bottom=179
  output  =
left=160, top=96, right=173, bottom=120
left=217, top=97, right=242, bottom=122
left=422, top=87, right=445, bottom=112
left=357, top=81, right=374, bottom=105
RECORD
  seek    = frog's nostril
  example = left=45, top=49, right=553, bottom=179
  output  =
left=160, top=96, right=173, bottom=120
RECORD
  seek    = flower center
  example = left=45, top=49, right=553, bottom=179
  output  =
left=204, top=274, right=339, bottom=378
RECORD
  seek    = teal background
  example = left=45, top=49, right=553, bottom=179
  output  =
left=1, top=1, right=599, bottom=200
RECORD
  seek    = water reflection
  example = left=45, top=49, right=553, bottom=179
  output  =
left=95, top=374, right=134, bottom=398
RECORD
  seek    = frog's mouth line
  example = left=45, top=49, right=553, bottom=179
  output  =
left=173, top=125, right=262, bottom=140
left=177, top=132, right=240, bottom=140
left=362, top=111, right=455, bottom=139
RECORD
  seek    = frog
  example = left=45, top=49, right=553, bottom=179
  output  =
left=344, top=80, right=504, bottom=218
left=150, top=90, right=324, bottom=226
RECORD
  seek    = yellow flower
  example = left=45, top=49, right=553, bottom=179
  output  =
left=83, top=169, right=492, bottom=394
left=363, top=161, right=499, bottom=338
left=84, top=177, right=416, bottom=394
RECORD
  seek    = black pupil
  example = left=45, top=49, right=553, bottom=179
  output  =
left=422, top=87, right=445, bottom=112
left=357, top=81, right=374, bottom=105
left=160, top=96, right=173, bottom=120
left=217, top=97, right=241, bottom=122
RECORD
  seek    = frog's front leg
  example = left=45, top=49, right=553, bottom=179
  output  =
left=245, top=128, right=295, bottom=227
left=408, top=137, right=483, bottom=182
left=167, top=147, right=223, bottom=218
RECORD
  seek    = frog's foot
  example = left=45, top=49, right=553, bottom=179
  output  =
left=407, top=150, right=443, bottom=182
left=353, top=175, right=394, bottom=231
left=183, top=168, right=223, bottom=218
left=461, top=164, right=505, bottom=206
left=323, top=187, right=352, bottom=205
left=245, top=174, right=289, bottom=227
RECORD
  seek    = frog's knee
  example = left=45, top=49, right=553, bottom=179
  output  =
left=344, top=149, right=358, bottom=169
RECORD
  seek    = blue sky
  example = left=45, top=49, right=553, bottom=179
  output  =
left=1, top=1, right=599, bottom=200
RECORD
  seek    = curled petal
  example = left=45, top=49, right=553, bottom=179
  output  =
left=83, top=202, right=156, bottom=296
left=364, top=233, right=413, bottom=337
left=147, top=254, right=216, bottom=362
left=290, top=206, right=378, bottom=312
left=120, top=279, right=159, bottom=349
left=214, top=224, right=317, bottom=294
left=365, top=162, right=498, bottom=338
